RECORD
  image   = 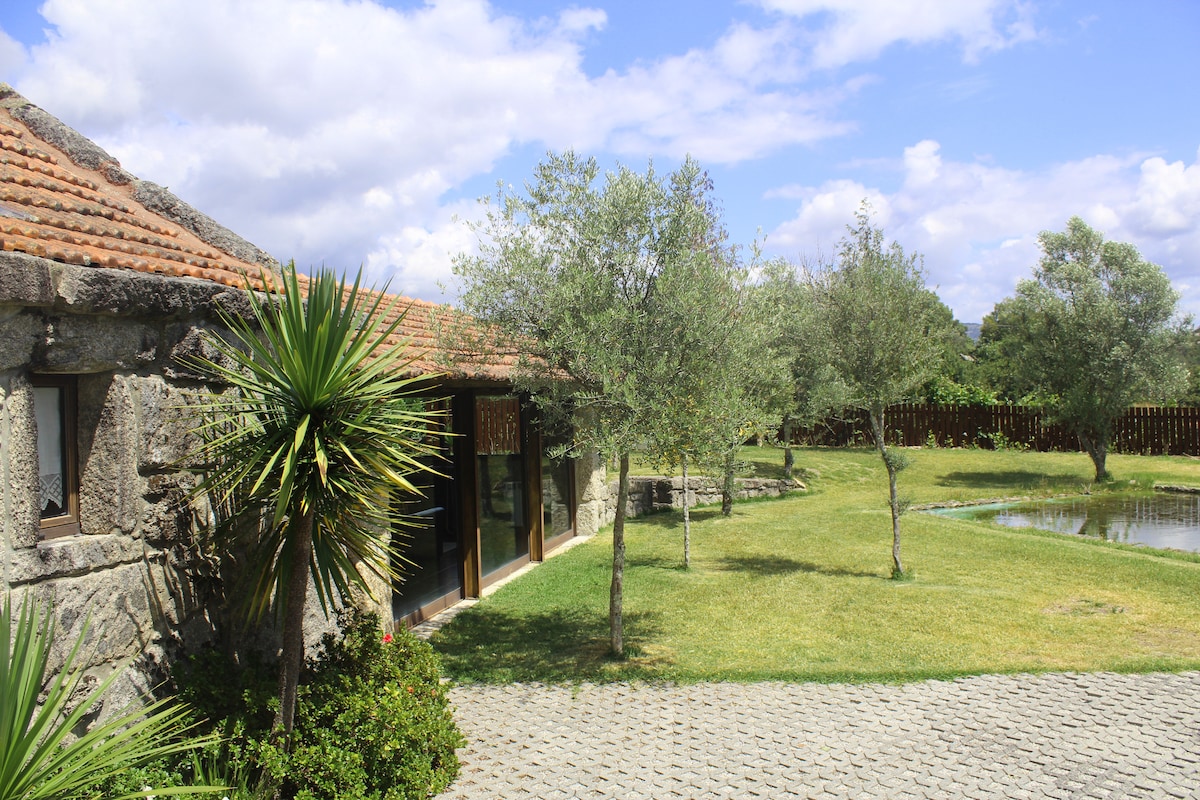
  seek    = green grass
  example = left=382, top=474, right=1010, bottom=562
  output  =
left=431, top=446, right=1200, bottom=684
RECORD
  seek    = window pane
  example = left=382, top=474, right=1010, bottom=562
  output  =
left=34, top=386, right=66, bottom=518
left=393, top=471, right=462, bottom=619
left=475, top=395, right=527, bottom=576
left=542, top=452, right=572, bottom=539
left=478, top=453, right=528, bottom=575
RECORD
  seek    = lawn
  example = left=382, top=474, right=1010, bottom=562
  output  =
left=431, top=446, right=1200, bottom=684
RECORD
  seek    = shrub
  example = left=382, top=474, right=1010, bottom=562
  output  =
left=176, top=610, right=463, bottom=800
left=980, top=430, right=1028, bottom=451
left=270, top=610, right=463, bottom=800
left=925, top=375, right=998, bottom=406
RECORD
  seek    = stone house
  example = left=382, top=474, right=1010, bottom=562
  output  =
left=0, top=84, right=606, bottom=706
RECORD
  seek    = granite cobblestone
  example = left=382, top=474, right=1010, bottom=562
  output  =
left=437, top=672, right=1200, bottom=799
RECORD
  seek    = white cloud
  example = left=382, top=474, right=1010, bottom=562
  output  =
left=0, top=27, right=26, bottom=78
left=767, top=141, right=1200, bottom=323
left=364, top=201, right=481, bottom=303
left=3, top=0, right=1186, bottom=332
left=555, top=7, right=606, bottom=35
left=756, top=0, right=1039, bottom=68
left=6, top=0, right=606, bottom=281
left=3, top=0, right=862, bottom=295
left=902, top=139, right=942, bottom=187
left=1126, top=150, right=1200, bottom=236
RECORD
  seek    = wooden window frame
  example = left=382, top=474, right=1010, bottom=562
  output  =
left=33, top=375, right=80, bottom=540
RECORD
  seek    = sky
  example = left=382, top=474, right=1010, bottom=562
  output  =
left=1, top=0, right=1197, bottom=323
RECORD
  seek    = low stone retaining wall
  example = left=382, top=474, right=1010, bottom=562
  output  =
left=601, top=475, right=803, bottom=526
left=1154, top=484, right=1200, bottom=494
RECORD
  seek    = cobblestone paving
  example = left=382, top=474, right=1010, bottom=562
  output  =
left=438, top=672, right=1200, bottom=799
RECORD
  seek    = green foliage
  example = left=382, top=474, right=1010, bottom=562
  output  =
left=189, top=262, right=445, bottom=622
left=0, top=595, right=218, bottom=800
left=187, top=262, right=446, bottom=732
left=805, top=206, right=959, bottom=419
left=1171, top=327, right=1200, bottom=406
left=881, top=447, right=912, bottom=474
left=276, top=612, right=463, bottom=800
left=175, top=611, right=462, bottom=800
left=80, top=743, right=271, bottom=798
left=186, top=750, right=273, bottom=800
left=980, top=431, right=1027, bottom=452
left=924, top=374, right=998, bottom=406
left=969, top=298, right=1038, bottom=402
left=452, top=150, right=743, bottom=654
left=636, top=199, right=770, bottom=497
left=453, top=150, right=742, bottom=463
left=756, top=257, right=852, bottom=429
left=991, top=217, right=1191, bottom=480
left=800, top=204, right=959, bottom=575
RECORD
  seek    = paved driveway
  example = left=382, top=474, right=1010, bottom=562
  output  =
left=437, top=672, right=1200, bottom=799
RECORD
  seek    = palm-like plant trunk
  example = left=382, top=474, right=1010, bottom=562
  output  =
left=610, top=453, right=630, bottom=658
left=275, top=510, right=314, bottom=739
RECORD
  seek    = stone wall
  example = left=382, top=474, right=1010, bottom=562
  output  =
left=572, top=449, right=609, bottom=539
left=599, top=474, right=803, bottom=526
left=0, top=255, right=382, bottom=712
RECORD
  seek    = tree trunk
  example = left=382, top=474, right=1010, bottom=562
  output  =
left=681, top=453, right=691, bottom=570
left=721, top=449, right=735, bottom=517
left=610, top=453, right=630, bottom=658
left=782, top=416, right=794, bottom=479
left=1078, top=430, right=1111, bottom=482
left=868, top=409, right=904, bottom=578
left=274, top=510, right=314, bottom=740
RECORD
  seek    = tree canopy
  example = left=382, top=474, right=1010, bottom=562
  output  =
left=802, top=206, right=957, bottom=576
left=992, top=217, right=1190, bottom=480
left=453, top=150, right=745, bottom=654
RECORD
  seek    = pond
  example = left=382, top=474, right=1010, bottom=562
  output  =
left=926, top=492, right=1200, bottom=553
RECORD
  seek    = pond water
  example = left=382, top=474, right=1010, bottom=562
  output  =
left=927, top=493, right=1200, bottom=553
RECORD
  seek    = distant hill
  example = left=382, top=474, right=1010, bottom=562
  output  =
left=964, top=322, right=982, bottom=341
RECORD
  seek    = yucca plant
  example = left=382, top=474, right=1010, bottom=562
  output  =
left=0, top=595, right=219, bottom=800
left=187, top=262, right=446, bottom=737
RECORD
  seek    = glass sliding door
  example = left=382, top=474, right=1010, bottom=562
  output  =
left=392, top=470, right=462, bottom=623
left=392, top=399, right=461, bottom=624
left=475, top=395, right=529, bottom=578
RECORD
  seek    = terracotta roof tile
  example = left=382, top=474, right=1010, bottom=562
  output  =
left=0, top=88, right=272, bottom=291
left=338, top=285, right=517, bottom=382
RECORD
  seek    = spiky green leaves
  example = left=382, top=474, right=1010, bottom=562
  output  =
left=0, top=596, right=218, bottom=800
left=187, top=263, right=446, bottom=622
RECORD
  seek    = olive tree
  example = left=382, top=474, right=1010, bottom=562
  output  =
left=997, top=217, right=1190, bottom=480
left=756, top=256, right=850, bottom=477
left=453, top=151, right=736, bottom=655
left=805, top=207, right=956, bottom=577
left=640, top=249, right=754, bottom=564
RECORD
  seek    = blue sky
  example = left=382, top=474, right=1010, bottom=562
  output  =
left=2, top=0, right=1197, bottom=323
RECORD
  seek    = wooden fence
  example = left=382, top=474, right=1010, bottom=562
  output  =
left=794, top=404, right=1200, bottom=456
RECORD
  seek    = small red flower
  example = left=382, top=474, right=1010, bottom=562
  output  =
left=382, top=633, right=393, bottom=644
